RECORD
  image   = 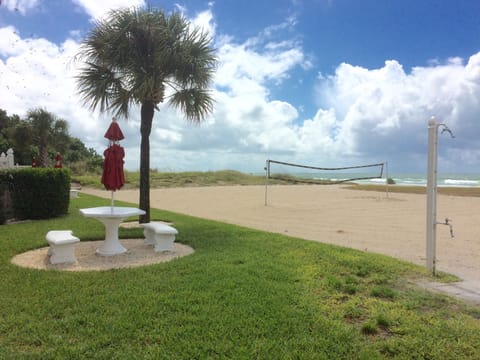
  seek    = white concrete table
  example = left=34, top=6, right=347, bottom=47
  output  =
left=80, top=206, right=146, bottom=256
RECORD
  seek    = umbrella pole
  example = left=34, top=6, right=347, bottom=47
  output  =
left=111, top=190, right=114, bottom=211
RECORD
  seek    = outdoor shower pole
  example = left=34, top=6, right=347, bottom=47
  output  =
left=426, top=116, right=455, bottom=275
left=426, top=117, right=439, bottom=275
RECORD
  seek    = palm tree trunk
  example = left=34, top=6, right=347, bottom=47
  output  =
left=139, top=102, right=155, bottom=223
left=39, top=140, right=48, bottom=167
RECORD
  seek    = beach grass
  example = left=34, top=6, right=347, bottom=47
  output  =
left=1, top=194, right=480, bottom=358
left=73, top=170, right=480, bottom=197
left=73, top=169, right=283, bottom=189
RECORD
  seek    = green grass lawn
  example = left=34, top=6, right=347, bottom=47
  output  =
left=1, top=194, right=480, bottom=359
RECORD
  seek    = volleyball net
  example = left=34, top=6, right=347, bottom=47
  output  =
left=266, top=159, right=385, bottom=185
left=264, top=159, right=387, bottom=205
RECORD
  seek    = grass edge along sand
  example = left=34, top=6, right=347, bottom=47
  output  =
left=1, top=194, right=480, bottom=358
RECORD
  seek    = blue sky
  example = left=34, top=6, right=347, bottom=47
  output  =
left=1, top=0, right=480, bottom=174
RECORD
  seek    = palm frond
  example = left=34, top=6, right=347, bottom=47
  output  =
left=169, top=88, right=215, bottom=123
left=74, top=6, right=217, bottom=121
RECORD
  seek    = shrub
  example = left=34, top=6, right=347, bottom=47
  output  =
left=0, top=201, right=4, bottom=225
left=10, top=168, right=70, bottom=220
left=0, top=171, right=15, bottom=224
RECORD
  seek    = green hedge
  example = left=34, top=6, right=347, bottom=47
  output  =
left=0, top=171, right=15, bottom=224
left=1, top=168, right=70, bottom=222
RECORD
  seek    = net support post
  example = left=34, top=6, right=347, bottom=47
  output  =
left=426, top=117, right=439, bottom=275
left=385, top=161, right=389, bottom=199
left=264, top=160, right=269, bottom=206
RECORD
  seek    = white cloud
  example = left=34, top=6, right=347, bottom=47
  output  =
left=191, top=8, right=216, bottom=38
left=297, top=108, right=340, bottom=153
left=215, top=41, right=306, bottom=92
left=0, top=26, right=22, bottom=56
left=72, top=0, right=145, bottom=21
left=313, top=55, right=480, bottom=172
left=0, top=26, right=103, bottom=148
left=172, top=3, right=216, bottom=38
left=2, top=4, right=480, bottom=174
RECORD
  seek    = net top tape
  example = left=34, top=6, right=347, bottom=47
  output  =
left=267, top=159, right=384, bottom=171
left=266, top=159, right=384, bottom=184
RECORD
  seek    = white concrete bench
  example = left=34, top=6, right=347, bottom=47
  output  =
left=70, top=189, right=80, bottom=198
left=140, top=222, right=178, bottom=252
left=46, top=230, right=80, bottom=264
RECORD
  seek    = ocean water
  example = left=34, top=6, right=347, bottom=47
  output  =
left=269, top=172, right=480, bottom=187
left=266, top=161, right=479, bottom=187
left=379, top=173, right=480, bottom=187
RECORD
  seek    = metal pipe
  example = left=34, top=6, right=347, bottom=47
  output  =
left=426, top=117, right=455, bottom=275
left=264, top=160, right=269, bottom=206
left=426, top=117, right=438, bottom=274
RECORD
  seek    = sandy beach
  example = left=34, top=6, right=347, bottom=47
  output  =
left=83, top=185, right=480, bottom=301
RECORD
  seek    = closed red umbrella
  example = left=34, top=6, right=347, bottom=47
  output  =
left=101, top=144, right=125, bottom=191
left=103, top=119, right=124, bottom=141
left=101, top=118, right=125, bottom=207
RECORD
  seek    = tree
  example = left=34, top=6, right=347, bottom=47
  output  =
left=0, top=107, right=102, bottom=169
left=9, top=121, right=33, bottom=165
left=0, top=109, right=33, bottom=165
left=0, top=109, right=13, bottom=152
left=0, top=110, right=21, bottom=156
left=75, top=7, right=216, bottom=222
left=66, top=138, right=103, bottom=173
left=26, top=108, right=70, bottom=167
left=51, top=119, right=71, bottom=157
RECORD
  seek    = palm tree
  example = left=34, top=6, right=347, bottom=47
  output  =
left=75, top=7, right=216, bottom=223
left=27, top=108, right=69, bottom=167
